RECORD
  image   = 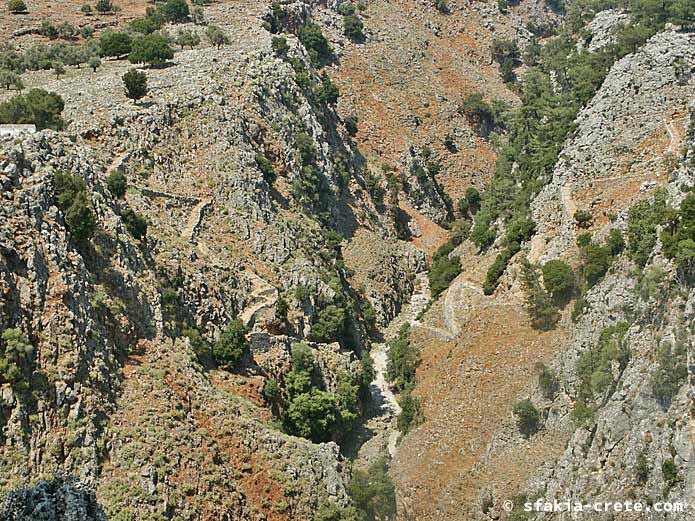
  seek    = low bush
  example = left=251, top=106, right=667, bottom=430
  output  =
left=512, top=399, right=539, bottom=437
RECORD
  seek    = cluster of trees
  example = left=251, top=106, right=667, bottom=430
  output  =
left=0, top=328, right=34, bottom=393
left=338, top=3, right=365, bottom=42
left=265, top=343, right=364, bottom=443
left=300, top=22, right=334, bottom=65
left=181, top=320, right=248, bottom=368
left=387, top=324, right=423, bottom=433
left=54, top=172, right=96, bottom=247
left=629, top=191, right=695, bottom=283
left=308, top=275, right=356, bottom=347
left=0, top=88, right=64, bottom=129
left=574, top=322, right=630, bottom=424
left=650, top=338, right=688, bottom=408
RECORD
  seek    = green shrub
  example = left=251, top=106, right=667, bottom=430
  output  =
left=309, top=304, right=347, bottom=343
left=512, top=399, right=539, bottom=437
left=99, top=30, right=132, bottom=57
left=0, top=328, right=33, bottom=390
left=650, top=340, right=687, bottom=407
left=537, top=363, right=559, bottom=399
left=54, top=172, right=95, bottom=245
left=541, top=259, right=576, bottom=305
left=158, top=0, right=189, bottom=23
left=349, top=458, right=397, bottom=521
left=205, top=25, right=230, bottom=48
left=482, top=242, right=519, bottom=295
left=429, top=255, right=461, bottom=297
left=255, top=152, right=275, bottom=183
left=271, top=36, right=289, bottom=55
left=175, top=28, right=201, bottom=49
left=662, top=458, right=679, bottom=486
left=129, top=32, right=174, bottom=66
left=299, top=22, right=333, bottom=64
left=520, top=259, right=559, bottom=330
left=286, top=389, right=340, bottom=442
left=386, top=324, right=419, bottom=392
left=95, top=0, right=114, bottom=13
left=122, top=68, right=147, bottom=102
left=182, top=327, right=210, bottom=359
left=573, top=208, right=592, bottom=228
left=398, top=392, right=423, bottom=433
left=106, top=170, right=127, bottom=198
left=213, top=320, right=248, bottom=369
left=571, top=399, right=593, bottom=427
left=313, top=502, right=360, bottom=521
left=635, top=452, right=649, bottom=484
left=343, top=15, right=364, bottom=41
left=626, top=190, right=669, bottom=267
left=344, top=114, right=358, bottom=136
left=121, top=209, right=147, bottom=239
left=314, top=71, right=339, bottom=104
left=8, top=0, right=27, bottom=13
left=576, top=322, right=629, bottom=401
left=0, top=88, right=65, bottom=130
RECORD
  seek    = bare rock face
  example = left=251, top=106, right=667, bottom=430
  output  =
left=586, top=9, right=631, bottom=52
left=0, top=475, right=106, bottom=521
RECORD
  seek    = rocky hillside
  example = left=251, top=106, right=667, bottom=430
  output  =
left=3, top=0, right=695, bottom=520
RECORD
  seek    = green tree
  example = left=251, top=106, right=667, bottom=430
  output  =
left=386, top=324, right=419, bottom=392
left=122, top=68, right=147, bottom=103
left=158, top=0, right=189, bottom=23
left=309, top=304, right=347, bottom=343
left=521, top=259, right=559, bottom=330
left=214, top=320, right=248, bottom=369
left=99, top=30, right=132, bottom=57
left=343, top=14, right=364, bottom=41
left=205, top=25, right=230, bottom=48
left=398, top=391, right=423, bottom=433
left=176, top=28, right=201, bottom=49
left=52, top=61, right=65, bottom=79
left=65, top=191, right=96, bottom=244
left=0, top=88, right=65, bottom=130
left=0, top=69, right=23, bottom=90
left=512, top=399, right=539, bottom=437
left=8, top=0, right=27, bottom=13
left=88, top=56, right=101, bottom=72
left=271, top=36, right=289, bottom=55
left=182, top=327, right=210, bottom=359
left=95, top=0, right=114, bottom=13
left=299, top=22, right=332, bottom=64
left=541, top=259, right=576, bottom=305
left=129, top=33, right=174, bottom=66
left=349, top=458, right=397, bottom=521
left=286, top=390, right=340, bottom=442
left=80, top=3, right=92, bottom=14
left=0, top=328, right=33, bottom=390
left=122, top=208, right=147, bottom=239
left=537, top=363, right=559, bottom=399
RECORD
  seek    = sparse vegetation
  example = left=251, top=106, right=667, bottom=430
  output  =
left=512, top=398, right=540, bottom=437
left=106, top=170, right=127, bottom=198
left=54, top=172, right=95, bottom=246
left=349, top=458, right=397, bottom=521
left=0, top=328, right=34, bottom=391
left=213, top=320, right=248, bottom=369
left=386, top=324, right=419, bottom=392
left=121, top=209, right=147, bottom=239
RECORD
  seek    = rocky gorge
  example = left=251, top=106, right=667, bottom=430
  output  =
left=1, top=0, right=695, bottom=520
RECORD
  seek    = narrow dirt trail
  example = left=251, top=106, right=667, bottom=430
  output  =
left=182, top=197, right=213, bottom=242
